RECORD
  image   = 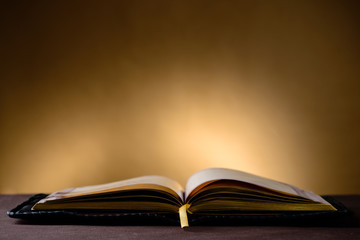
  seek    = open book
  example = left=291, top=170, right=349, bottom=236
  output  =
left=32, top=168, right=336, bottom=227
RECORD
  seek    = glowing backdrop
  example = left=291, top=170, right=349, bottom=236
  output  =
left=0, top=0, right=359, bottom=194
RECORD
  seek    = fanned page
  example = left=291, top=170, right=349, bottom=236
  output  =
left=35, top=175, right=185, bottom=205
left=185, top=168, right=330, bottom=205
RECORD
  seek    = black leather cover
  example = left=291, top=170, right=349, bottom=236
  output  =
left=7, top=194, right=350, bottom=226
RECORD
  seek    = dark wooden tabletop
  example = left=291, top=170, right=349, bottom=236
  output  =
left=1, top=194, right=360, bottom=239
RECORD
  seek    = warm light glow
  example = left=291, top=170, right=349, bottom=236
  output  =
left=1, top=1, right=359, bottom=194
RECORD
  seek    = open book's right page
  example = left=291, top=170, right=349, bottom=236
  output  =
left=185, top=168, right=330, bottom=205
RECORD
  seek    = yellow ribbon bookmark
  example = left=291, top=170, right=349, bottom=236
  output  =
left=179, top=204, right=191, bottom=228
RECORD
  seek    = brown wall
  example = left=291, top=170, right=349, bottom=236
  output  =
left=1, top=0, right=359, bottom=194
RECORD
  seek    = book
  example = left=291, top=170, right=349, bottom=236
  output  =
left=31, top=168, right=336, bottom=228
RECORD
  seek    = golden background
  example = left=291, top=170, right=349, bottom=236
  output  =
left=1, top=0, right=359, bottom=194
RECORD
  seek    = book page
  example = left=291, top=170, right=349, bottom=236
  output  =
left=42, top=175, right=185, bottom=202
left=185, top=168, right=329, bottom=204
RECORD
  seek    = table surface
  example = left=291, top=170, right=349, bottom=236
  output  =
left=1, top=194, right=360, bottom=240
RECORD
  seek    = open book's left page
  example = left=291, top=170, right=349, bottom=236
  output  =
left=34, top=175, right=185, bottom=207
